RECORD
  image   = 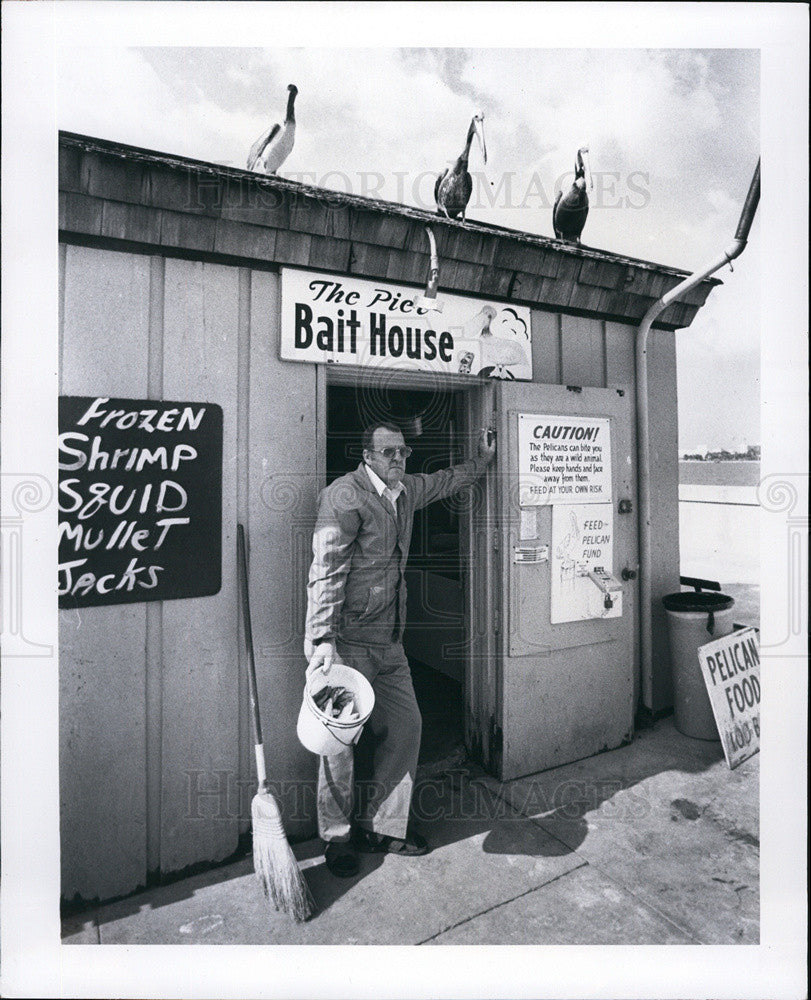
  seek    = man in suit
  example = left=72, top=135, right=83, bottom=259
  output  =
left=304, top=420, right=496, bottom=876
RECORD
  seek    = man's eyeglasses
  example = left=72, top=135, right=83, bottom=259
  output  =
left=370, top=446, right=412, bottom=460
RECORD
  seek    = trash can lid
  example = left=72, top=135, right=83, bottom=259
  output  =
left=662, top=592, right=734, bottom=613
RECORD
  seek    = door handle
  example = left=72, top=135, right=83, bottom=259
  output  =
left=621, top=567, right=637, bottom=581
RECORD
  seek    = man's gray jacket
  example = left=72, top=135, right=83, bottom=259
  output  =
left=306, top=459, right=488, bottom=647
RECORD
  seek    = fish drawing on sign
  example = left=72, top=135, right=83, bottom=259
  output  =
left=457, top=351, right=475, bottom=374
left=556, top=509, right=580, bottom=585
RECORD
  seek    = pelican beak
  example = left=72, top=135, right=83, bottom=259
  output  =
left=582, top=147, right=593, bottom=190
left=475, top=117, right=487, bottom=165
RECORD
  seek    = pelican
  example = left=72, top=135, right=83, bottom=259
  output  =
left=462, top=305, right=496, bottom=340
left=553, top=146, right=593, bottom=243
left=247, top=84, right=298, bottom=174
left=435, top=113, right=487, bottom=221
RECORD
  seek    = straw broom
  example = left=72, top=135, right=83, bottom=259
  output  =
left=238, top=523, right=314, bottom=922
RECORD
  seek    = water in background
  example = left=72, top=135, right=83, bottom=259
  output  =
left=678, top=461, right=760, bottom=627
left=679, top=461, right=760, bottom=487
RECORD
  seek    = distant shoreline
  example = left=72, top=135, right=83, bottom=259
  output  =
left=679, top=460, right=760, bottom=488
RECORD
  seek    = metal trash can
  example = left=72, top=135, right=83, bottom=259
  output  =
left=662, top=592, right=736, bottom=740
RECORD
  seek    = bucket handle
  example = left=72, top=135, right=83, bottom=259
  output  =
left=319, top=716, right=364, bottom=748
left=305, top=682, right=368, bottom=748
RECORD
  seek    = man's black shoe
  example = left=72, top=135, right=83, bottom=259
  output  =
left=351, top=827, right=429, bottom=856
left=324, top=841, right=360, bottom=877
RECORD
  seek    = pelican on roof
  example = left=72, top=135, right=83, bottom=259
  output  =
left=435, top=113, right=487, bottom=222
left=248, top=84, right=298, bottom=174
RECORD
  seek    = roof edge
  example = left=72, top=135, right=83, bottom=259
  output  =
left=58, top=130, right=721, bottom=287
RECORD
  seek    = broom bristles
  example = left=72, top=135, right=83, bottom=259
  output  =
left=252, top=790, right=314, bottom=922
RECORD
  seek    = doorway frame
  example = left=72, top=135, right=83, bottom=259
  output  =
left=318, top=364, right=499, bottom=772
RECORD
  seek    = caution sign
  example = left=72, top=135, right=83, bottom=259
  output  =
left=698, top=628, right=761, bottom=769
left=550, top=503, right=620, bottom=623
left=518, top=414, right=612, bottom=505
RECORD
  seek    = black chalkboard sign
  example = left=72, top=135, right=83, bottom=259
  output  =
left=58, top=396, right=223, bottom=608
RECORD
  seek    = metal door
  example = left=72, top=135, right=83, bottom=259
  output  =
left=490, top=382, right=638, bottom=780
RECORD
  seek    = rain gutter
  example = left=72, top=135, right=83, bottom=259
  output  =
left=635, top=159, right=761, bottom=710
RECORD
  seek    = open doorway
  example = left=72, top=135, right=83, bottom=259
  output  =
left=325, top=382, right=468, bottom=772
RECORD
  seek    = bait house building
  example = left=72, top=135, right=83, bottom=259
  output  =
left=58, top=131, right=719, bottom=905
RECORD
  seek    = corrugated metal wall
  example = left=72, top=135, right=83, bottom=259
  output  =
left=59, top=242, right=678, bottom=901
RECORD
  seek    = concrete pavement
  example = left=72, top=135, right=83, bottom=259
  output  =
left=61, top=716, right=758, bottom=946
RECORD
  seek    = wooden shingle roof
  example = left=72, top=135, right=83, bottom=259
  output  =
left=59, top=132, right=720, bottom=330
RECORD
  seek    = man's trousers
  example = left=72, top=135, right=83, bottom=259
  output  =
left=316, top=639, right=422, bottom=842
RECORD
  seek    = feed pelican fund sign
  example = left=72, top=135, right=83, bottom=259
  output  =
left=280, top=267, right=532, bottom=380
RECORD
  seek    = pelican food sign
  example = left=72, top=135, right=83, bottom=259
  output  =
left=280, top=267, right=533, bottom=380
left=58, top=396, right=223, bottom=608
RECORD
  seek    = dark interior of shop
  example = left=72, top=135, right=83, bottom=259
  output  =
left=326, top=383, right=467, bottom=769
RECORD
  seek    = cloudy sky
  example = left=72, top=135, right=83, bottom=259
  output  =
left=57, top=44, right=760, bottom=451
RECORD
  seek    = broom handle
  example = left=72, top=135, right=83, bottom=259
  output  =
left=237, top=523, right=267, bottom=786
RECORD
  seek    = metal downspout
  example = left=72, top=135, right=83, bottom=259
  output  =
left=635, top=159, right=761, bottom=710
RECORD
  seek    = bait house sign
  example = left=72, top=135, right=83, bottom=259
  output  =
left=280, top=267, right=533, bottom=380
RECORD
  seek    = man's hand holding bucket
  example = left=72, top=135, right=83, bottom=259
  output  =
left=305, top=637, right=336, bottom=678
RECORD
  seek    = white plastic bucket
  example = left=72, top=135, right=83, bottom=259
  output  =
left=296, top=662, right=375, bottom=756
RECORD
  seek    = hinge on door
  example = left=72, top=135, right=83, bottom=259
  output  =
left=493, top=609, right=500, bottom=634
left=488, top=718, right=503, bottom=755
